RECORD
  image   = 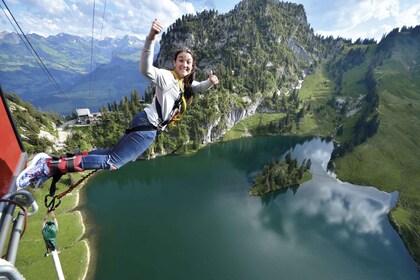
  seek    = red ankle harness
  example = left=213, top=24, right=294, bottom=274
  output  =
left=47, top=154, right=84, bottom=175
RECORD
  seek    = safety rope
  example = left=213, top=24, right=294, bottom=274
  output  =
left=44, top=170, right=98, bottom=212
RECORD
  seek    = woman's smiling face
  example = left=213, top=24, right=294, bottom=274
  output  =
left=173, top=51, right=194, bottom=78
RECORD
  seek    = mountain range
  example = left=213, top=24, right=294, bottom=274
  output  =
left=0, top=31, right=156, bottom=114
left=0, top=0, right=339, bottom=116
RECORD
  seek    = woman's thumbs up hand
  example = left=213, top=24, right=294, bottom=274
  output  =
left=209, top=69, right=219, bottom=85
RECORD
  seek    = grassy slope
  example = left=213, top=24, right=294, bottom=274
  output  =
left=333, top=42, right=420, bottom=264
left=222, top=64, right=339, bottom=140
left=15, top=174, right=89, bottom=280
left=223, top=41, right=420, bottom=266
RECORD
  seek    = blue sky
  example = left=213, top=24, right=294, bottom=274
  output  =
left=1, top=0, right=419, bottom=42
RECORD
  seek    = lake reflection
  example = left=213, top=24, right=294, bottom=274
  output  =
left=287, top=138, right=396, bottom=236
left=86, top=136, right=419, bottom=280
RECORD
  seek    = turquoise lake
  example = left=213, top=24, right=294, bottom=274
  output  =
left=83, top=136, right=420, bottom=279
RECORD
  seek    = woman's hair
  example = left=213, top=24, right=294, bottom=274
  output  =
left=174, top=49, right=196, bottom=101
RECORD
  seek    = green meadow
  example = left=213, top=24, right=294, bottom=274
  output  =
left=223, top=44, right=420, bottom=266
left=334, top=50, right=420, bottom=264
left=16, top=174, right=90, bottom=280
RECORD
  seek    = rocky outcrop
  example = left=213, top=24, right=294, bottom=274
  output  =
left=203, top=95, right=263, bottom=143
left=288, top=37, right=312, bottom=64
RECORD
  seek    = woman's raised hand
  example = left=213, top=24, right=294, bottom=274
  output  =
left=148, top=19, right=163, bottom=41
left=209, top=70, right=219, bottom=85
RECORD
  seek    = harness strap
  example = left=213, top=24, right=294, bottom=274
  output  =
left=125, top=125, right=157, bottom=134
left=168, top=94, right=187, bottom=126
left=68, top=158, right=75, bottom=172
left=51, top=157, right=61, bottom=175
left=155, top=71, right=186, bottom=126
left=49, top=174, right=63, bottom=197
left=154, top=94, right=184, bottom=128
left=47, top=154, right=84, bottom=196
left=45, top=169, right=98, bottom=211
left=126, top=71, right=187, bottom=134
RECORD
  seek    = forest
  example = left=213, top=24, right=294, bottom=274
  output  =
left=249, top=152, right=312, bottom=196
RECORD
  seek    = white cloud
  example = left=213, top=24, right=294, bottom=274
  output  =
left=179, top=1, right=197, bottom=13
left=1, top=0, right=418, bottom=41
left=31, top=0, right=68, bottom=15
left=0, top=0, right=199, bottom=38
left=356, top=0, right=399, bottom=22
left=296, top=0, right=419, bottom=41
left=395, top=3, right=420, bottom=28
left=330, top=0, right=398, bottom=28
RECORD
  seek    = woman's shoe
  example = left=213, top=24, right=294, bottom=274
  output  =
left=16, top=153, right=51, bottom=189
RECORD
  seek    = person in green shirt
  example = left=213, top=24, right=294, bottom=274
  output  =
left=41, top=210, right=58, bottom=257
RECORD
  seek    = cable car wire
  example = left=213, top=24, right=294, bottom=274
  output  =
left=90, top=0, right=107, bottom=105
left=0, top=0, right=77, bottom=112
left=88, top=0, right=96, bottom=106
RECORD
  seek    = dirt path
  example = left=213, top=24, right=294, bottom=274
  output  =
left=56, top=120, right=75, bottom=150
left=38, top=120, right=75, bottom=152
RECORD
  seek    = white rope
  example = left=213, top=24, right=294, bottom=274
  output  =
left=51, top=250, right=65, bottom=280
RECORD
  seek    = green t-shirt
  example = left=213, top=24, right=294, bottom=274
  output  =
left=42, top=221, right=57, bottom=249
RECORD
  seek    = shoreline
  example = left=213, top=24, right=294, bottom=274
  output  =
left=61, top=133, right=420, bottom=276
left=72, top=188, right=91, bottom=280
left=74, top=191, right=91, bottom=280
